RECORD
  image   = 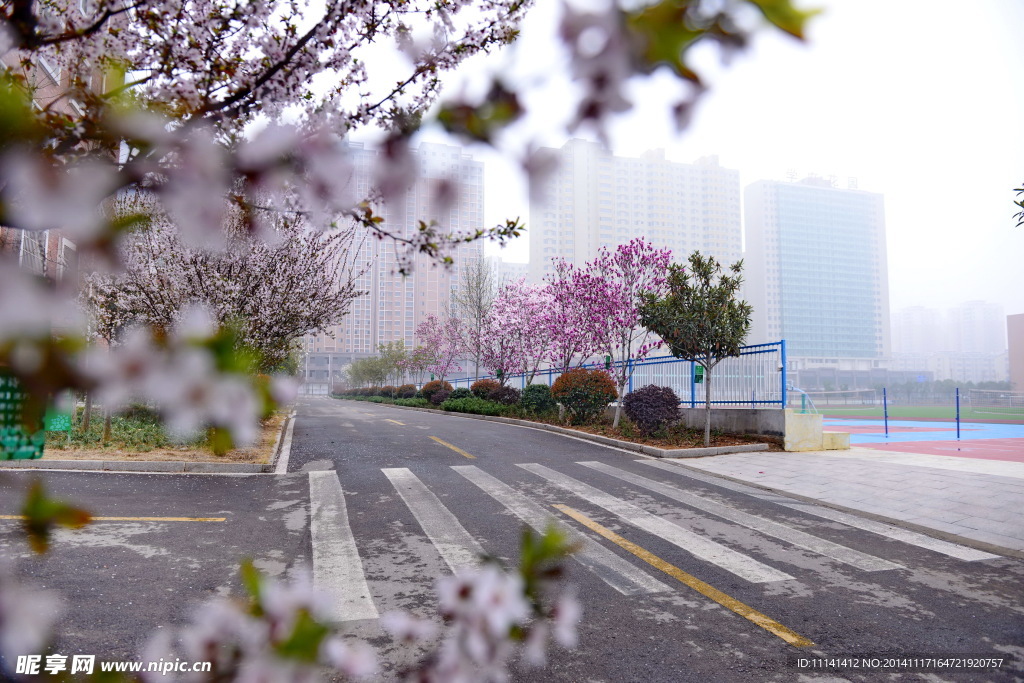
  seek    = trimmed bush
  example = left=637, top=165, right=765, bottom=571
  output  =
left=440, top=397, right=505, bottom=416
left=551, top=368, right=617, bottom=425
left=421, top=380, right=453, bottom=402
left=395, top=398, right=430, bottom=408
left=429, top=389, right=451, bottom=405
left=381, top=385, right=398, bottom=398
left=521, top=384, right=556, bottom=414
left=490, top=385, right=521, bottom=405
left=449, top=387, right=473, bottom=400
left=397, top=384, right=417, bottom=399
left=470, top=378, right=501, bottom=399
left=623, top=384, right=681, bottom=435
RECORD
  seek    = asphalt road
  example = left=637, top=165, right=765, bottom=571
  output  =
left=1, top=396, right=1021, bottom=682
left=0, top=470, right=311, bottom=662
left=288, top=397, right=1024, bottom=682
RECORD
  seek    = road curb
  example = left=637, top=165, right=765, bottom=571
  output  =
left=334, top=399, right=771, bottom=458
left=0, top=410, right=298, bottom=475
left=0, top=459, right=271, bottom=473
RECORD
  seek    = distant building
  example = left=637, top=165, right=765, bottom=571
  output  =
left=301, top=142, right=485, bottom=393
left=528, top=139, right=741, bottom=283
left=744, top=176, right=890, bottom=388
left=1006, top=314, right=1024, bottom=390
left=486, top=257, right=529, bottom=284
left=890, top=302, right=1008, bottom=384
left=1, top=42, right=100, bottom=282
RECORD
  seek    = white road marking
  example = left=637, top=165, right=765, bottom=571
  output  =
left=639, top=460, right=1001, bottom=562
left=579, top=461, right=903, bottom=572
left=453, top=465, right=670, bottom=595
left=308, top=471, right=379, bottom=622
left=274, top=415, right=296, bottom=474
left=383, top=468, right=485, bottom=572
left=517, top=463, right=794, bottom=584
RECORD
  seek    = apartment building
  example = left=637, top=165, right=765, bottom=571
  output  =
left=302, top=142, right=485, bottom=392
left=528, top=139, right=741, bottom=282
left=744, top=177, right=891, bottom=388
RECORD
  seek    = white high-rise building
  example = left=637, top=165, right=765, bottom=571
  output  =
left=744, top=177, right=890, bottom=365
left=302, top=142, right=485, bottom=392
left=528, top=139, right=741, bottom=282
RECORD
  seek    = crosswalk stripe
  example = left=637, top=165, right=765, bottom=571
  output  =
left=517, top=463, right=794, bottom=584
left=383, top=467, right=485, bottom=572
left=308, top=471, right=379, bottom=622
left=452, top=465, right=671, bottom=596
left=639, top=460, right=1001, bottom=562
left=579, top=461, right=903, bottom=572
left=555, top=504, right=815, bottom=648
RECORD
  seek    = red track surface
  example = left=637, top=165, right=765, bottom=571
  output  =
left=859, top=438, right=1024, bottom=463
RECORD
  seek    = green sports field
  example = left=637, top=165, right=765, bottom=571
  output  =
left=812, top=404, right=1024, bottom=424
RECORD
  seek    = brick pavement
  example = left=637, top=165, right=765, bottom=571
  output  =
left=675, top=447, right=1024, bottom=554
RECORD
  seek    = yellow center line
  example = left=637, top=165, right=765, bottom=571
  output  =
left=0, top=515, right=226, bottom=522
left=428, top=436, right=476, bottom=459
left=385, top=419, right=405, bottom=425
left=553, top=504, right=814, bottom=648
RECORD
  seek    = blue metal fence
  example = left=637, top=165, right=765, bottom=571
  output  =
left=437, top=340, right=787, bottom=408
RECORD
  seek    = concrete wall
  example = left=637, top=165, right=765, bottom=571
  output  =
left=606, top=406, right=785, bottom=436
left=677, top=408, right=786, bottom=437
left=604, top=406, right=848, bottom=451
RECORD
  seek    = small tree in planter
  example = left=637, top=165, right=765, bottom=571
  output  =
left=639, top=251, right=752, bottom=447
left=623, top=385, right=681, bottom=436
left=551, top=369, right=618, bottom=425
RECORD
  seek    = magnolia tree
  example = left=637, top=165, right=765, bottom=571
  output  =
left=480, top=278, right=551, bottom=385
left=639, top=251, right=753, bottom=446
left=543, top=260, right=604, bottom=372
left=415, top=314, right=465, bottom=382
left=580, top=239, right=673, bottom=428
left=398, top=345, right=435, bottom=385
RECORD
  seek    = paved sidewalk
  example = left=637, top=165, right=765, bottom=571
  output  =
left=674, top=447, right=1024, bottom=554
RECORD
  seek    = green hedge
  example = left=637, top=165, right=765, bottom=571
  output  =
left=394, top=398, right=430, bottom=408
left=439, top=397, right=506, bottom=416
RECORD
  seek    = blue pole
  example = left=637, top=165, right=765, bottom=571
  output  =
left=627, top=358, right=633, bottom=394
left=883, top=387, right=889, bottom=438
left=780, top=339, right=788, bottom=409
left=956, top=387, right=961, bottom=444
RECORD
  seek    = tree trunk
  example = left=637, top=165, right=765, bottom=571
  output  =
left=102, top=408, right=112, bottom=443
left=703, top=367, right=711, bottom=447
left=612, top=382, right=626, bottom=428
left=82, top=392, right=93, bottom=433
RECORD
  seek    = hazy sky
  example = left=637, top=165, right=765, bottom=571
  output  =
left=426, top=0, right=1024, bottom=317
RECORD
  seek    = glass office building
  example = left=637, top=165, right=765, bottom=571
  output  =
left=745, top=177, right=890, bottom=364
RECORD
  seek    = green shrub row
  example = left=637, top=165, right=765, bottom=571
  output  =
left=439, top=396, right=507, bottom=416
left=334, top=370, right=634, bottom=427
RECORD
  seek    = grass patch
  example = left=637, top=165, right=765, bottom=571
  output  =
left=43, top=407, right=285, bottom=463
left=816, top=405, right=1024, bottom=423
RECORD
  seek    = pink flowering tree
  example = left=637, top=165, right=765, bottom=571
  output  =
left=415, top=314, right=465, bottom=382
left=85, top=198, right=364, bottom=373
left=583, top=239, right=674, bottom=428
left=544, top=260, right=607, bottom=372
left=480, top=279, right=551, bottom=385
